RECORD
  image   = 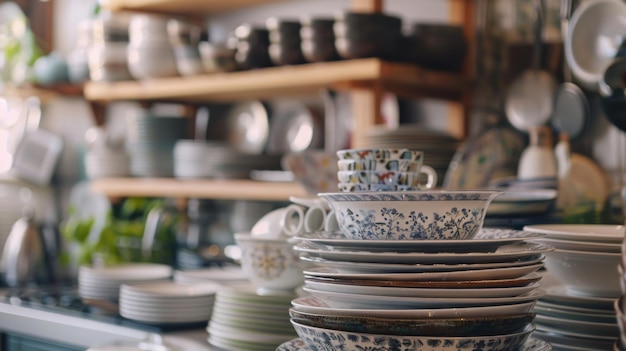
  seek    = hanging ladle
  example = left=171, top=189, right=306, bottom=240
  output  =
left=505, top=0, right=557, bottom=132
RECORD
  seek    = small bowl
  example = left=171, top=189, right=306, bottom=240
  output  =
left=198, top=42, right=238, bottom=73
left=269, top=42, right=305, bottom=66
left=318, top=190, right=502, bottom=240
left=234, top=232, right=305, bottom=295
left=404, top=23, right=467, bottom=72
left=291, top=320, right=534, bottom=351
left=289, top=309, right=535, bottom=337
left=543, top=248, right=621, bottom=298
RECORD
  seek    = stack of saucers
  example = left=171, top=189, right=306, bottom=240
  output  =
left=173, top=140, right=282, bottom=179
left=524, top=224, right=624, bottom=350
left=78, top=263, right=173, bottom=303
left=126, top=114, right=189, bottom=177
left=289, top=227, right=552, bottom=351
left=207, top=283, right=298, bottom=351
left=119, top=280, right=219, bottom=324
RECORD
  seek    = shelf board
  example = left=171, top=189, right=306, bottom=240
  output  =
left=90, top=178, right=308, bottom=201
left=101, top=0, right=287, bottom=16
left=84, top=59, right=469, bottom=103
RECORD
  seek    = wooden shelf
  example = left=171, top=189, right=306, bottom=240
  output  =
left=101, top=0, right=287, bottom=16
left=83, top=59, right=469, bottom=104
left=90, top=177, right=308, bottom=201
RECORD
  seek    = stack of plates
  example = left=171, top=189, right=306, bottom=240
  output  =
left=119, top=281, right=219, bottom=324
left=361, top=126, right=459, bottom=186
left=207, top=283, right=298, bottom=351
left=126, top=115, right=189, bottom=177
left=173, top=140, right=282, bottom=179
left=78, top=263, right=173, bottom=302
left=523, top=224, right=624, bottom=350
left=84, top=149, right=130, bottom=179
left=288, top=228, right=552, bottom=350
left=174, top=266, right=248, bottom=285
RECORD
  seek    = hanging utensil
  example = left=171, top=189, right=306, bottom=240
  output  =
left=505, top=0, right=557, bottom=132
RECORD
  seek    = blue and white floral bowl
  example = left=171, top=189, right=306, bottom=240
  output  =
left=291, top=320, right=534, bottom=351
left=318, top=190, right=502, bottom=241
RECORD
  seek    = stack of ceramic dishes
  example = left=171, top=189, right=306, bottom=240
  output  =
left=361, top=126, right=459, bottom=187
left=207, top=283, right=299, bottom=351
left=119, top=280, right=219, bottom=324
left=78, top=263, right=173, bottom=303
left=125, top=114, right=189, bottom=177
left=616, top=232, right=626, bottom=351
left=289, top=227, right=552, bottom=351
left=173, top=266, right=248, bottom=285
left=523, top=224, right=624, bottom=351
left=173, top=140, right=282, bottom=179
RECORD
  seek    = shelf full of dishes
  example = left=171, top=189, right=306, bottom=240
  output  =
left=64, top=10, right=470, bottom=103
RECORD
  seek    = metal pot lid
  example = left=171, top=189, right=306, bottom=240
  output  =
left=550, top=82, right=590, bottom=139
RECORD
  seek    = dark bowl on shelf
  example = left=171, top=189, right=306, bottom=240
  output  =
left=266, top=17, right=302, bottom=34
left=232, top=24, right=272, bottom=69
left=300, top=17, right=335, bottom=41
left=405, top=23, right=467, bottom=72
left=269, top=42, right=306, bottom=66
left=334, top=11, right=402, bottom=30
left=335, top=33, right=402, bottom=60
left=301, top=38, right=339, bottom=62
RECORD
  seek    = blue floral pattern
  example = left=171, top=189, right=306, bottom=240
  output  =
left=292, top=322, right=532, bottom=351
left=319, top=191, right=502, bottom=202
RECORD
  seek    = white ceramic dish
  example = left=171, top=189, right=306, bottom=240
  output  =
left=300, top=255, right=545, bottom=274
left=294, top=227, right=541, bottom=253
left=304, top=279, right=541, bottom=298
left=487, top=189, right=557, bottom=216
left=173, top=266, right=248, bottom=283
left=302, top=285, right=545, bottom=309
left=543, top=249, right=621, bottom=298
left=535, top=314, right=619, bottom=337
left=79, top=263, right=173, bottom=281
left=533, top=329, right=615, bottom=350
left=535, top=322, right=618, bottom=341
left=291, top=295, right=536, bottom=318
left=207, top=320, right=296, bottom=343
left=303, top=264, right=544, bottom=282
left=294, top=241, right=553, bottom=264
left=532, top=237, right=621, bottom=253
left=534, top=302, right=618, bottom=323
left=541, top=284, right=616, bottom=310
left=523, top=224, right=624, bottom=242
left=120, top=281, right=220, bottom=297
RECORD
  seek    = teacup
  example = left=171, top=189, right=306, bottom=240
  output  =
left=337, top=168, right=437, bottom=189
left=337, top=159, right=422, bottom=172
left=337, top=183, right=418, bottom=192
left=336, top=148, right=424, bottom=163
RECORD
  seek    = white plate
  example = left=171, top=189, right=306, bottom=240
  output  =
left=79, top=263, right=172, bottom=281
left=532, top=237, right=621, bottom=253
left=535, top=314, right=618, bottom=337
left=300, top=255, right=544, bottom=274
left=173, top=267, right=248, bottom=283
left=541, top=284, right=616, bottom=310
left=303, top=263, right=544, bottom=282
left=304, top=279, right=541, bottom=299
left=290, top=295, right=536, bottom=319
left=535, top=322, right=618, bottom=340
left=302, top=286, right=545, bottom=309
left=487, top=189, right=557, bottom=216
left=208, top=321, right=296, bottom=343
left=523, top=224, right=625, bottom=242
left=295, top=228, right=541, bottom=253
left=535, top=300, right=616, bottom=316
left=120, top=281, right=220, bottom=298
left=120, top=309, right=212, bottom=323
left=533, top=329, right=616, bottom=350
left=294, top=241, right=553, bottom=264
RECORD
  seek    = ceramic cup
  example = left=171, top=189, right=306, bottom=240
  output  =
left=337, top=159, right=422, bottom=172
left=337, top=169, right=437, bottom=189
left=303, top=205, right=326, bottom=233
left=336, top=148, right=425, bottom=163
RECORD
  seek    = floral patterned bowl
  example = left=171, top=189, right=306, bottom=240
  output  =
left=318, top=190, right=502, bottom=240
left=234, top=233, right=306, bottom=295
left=291, top=320, right=534, bottom=351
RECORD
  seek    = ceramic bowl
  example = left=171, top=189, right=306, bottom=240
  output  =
left=337, top=148, right=424, bottom=163
left=338, top=159, right=422, bottom=172
left=337, top=183, right=417, bottom=192
left=234, top=232, right=305, bottom=295
left=289, top=309, right=535, bottom=337
left=337, top=170, right=423, bottom=186
left=291, top=320, right=534, bottom=351
left=543, top=248, right=621, bottom=298
left=318, top=190, right=502, bottom=240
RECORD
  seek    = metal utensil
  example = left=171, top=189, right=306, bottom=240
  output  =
left=1, top=209, right=44, bottom=287
left=505, top=0, right=557, bottom=132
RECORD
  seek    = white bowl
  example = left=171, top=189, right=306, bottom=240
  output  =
left=127, top=44, right=178, bottom=79
left=318, top=190, right=502, bottom=240
left=291, top=320, right=534, bottom=351
left=543, top=248, right=621, bottom=298
left=234, top=233, right=306, bottom=295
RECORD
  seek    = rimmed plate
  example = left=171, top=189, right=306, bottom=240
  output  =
left=120, top=281, right=220, bottom=298
left=523, top=224, right=625, bottom=242
left=532, top=329, right=614, bottom=350
left=540, top=284, right=616, bottom=310
left=276, top=337, right=553, bottom=351
left=300, top=255, right=544, bottom=274
left=531, top=237, right=621, bottom=253
left=294, top=228, right=543, bottom=253
left=303, top=264, right=544, bottom=282
left=534, top=314, right=619, bottom=337
left=294, top=241, right=554, bottom=264
left=487, top=189, right=557, bottom=216
left=79, top=263, right=173, bottom=281
left=304, top=279, right=541, bottom=299
left=304, top=272, right=543, bottom=289
left=302, top=286, right=545, bottom=309
left=291, top=295, right=536, bottom=318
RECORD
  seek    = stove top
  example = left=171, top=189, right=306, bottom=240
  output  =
left=0, top=285, right=206, bottom=333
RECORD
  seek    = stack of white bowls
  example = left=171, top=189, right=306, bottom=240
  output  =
left=127, top=13, right=178, bottom=80
left=524, top=224, right=623, bottom=350
left=78, top=263, right=172, bottom=303
left=207, top=283, right=299, bottom=351
left=119, top=280, right=219, bottom=324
